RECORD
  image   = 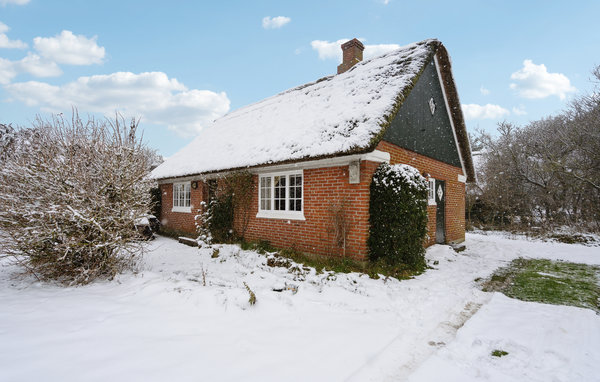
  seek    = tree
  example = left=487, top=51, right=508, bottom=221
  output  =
left=0, top=113, right=154, bottom=284
left=470, top=65, right=600, bottom=232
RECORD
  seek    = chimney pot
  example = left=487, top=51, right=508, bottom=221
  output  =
left=337, top=38, right=365, bottom=74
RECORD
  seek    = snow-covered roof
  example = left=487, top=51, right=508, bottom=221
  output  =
left=151, top=39, right=449, bottom=180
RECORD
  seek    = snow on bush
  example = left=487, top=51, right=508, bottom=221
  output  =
left=0, top=113, right=153, bottom=285
left=368, top=163, right=428, bottom=270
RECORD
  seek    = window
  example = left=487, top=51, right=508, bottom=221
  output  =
left=173, top=182, right=191, bottom=212
left=258, top=171, right=304, bottom=220
left=428, top=178, right=436, bottom=205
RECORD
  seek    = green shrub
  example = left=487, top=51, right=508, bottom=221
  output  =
left=368, top=163, right=428, bottom=270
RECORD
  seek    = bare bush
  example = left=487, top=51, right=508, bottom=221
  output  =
left=0, top=113, right=153, bottom=284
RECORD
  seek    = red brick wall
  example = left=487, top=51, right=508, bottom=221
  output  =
left=160, top=141, right=466, bottom=258
left=376, top=141, right=466, bottom=245
left=240, top=161, right=380, bottom=261
left=159, top=182, right=206, bottom=234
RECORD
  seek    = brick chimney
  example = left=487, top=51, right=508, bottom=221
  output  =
left=337, top=38, right=365, bottom=74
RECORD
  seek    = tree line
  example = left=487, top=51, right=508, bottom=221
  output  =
left=468, top=66, right=600, bottom=233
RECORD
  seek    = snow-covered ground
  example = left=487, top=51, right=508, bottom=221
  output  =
left=0, top=233, right=598, bottom=382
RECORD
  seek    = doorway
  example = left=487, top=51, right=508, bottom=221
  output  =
left=435, top=180, right=446, bottom=244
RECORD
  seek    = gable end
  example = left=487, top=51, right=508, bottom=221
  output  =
left=382, top=58, right=462, bottom=169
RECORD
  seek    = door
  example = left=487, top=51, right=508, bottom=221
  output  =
left=435, top=180, right=445, bottom=244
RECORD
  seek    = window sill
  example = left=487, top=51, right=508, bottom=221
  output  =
left=428, top=200, right=437, bottom=206
left=256, top=210, right=306, bottom=221
left=172, top=206, right=192, bottom=213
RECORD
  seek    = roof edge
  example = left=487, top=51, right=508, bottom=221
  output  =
left=433, top=44, right=476, bottom=182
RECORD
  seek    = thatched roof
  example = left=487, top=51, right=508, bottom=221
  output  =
left=151, top=39, right=475, bottom=182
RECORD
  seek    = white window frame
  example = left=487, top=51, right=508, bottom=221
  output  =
left=257, top=170, right=305, bottom=220
left=172, top=182, right=191, bottom=213
left=428, top=178, right=437, bottom=206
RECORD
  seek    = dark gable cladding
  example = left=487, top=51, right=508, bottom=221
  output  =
left=383, top=58, right=462, bottom=168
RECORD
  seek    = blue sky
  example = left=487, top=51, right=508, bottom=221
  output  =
left=1, top=0, right=598, bottom=156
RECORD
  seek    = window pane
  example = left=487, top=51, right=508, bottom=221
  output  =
left=260, top=177, right=272, bottom=211
left=274, top=176, right=286, bottom=211
left=185, top=183, right=190, bottom=207
left=289, top=175, right=302, bottom=211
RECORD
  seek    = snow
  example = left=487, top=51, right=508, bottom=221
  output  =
left=408, top=293, right=600, bottom=382
left=151, top=39, right=439, bottom=180
left=0, top=232, right=599, bottom=381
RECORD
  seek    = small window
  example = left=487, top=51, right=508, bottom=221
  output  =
left=258, top=172, right=304, bottom=220
left=173, top=182, right=191, bottom=212
left=428, top=178, right=436, bottom=205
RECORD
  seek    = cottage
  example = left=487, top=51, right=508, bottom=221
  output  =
left=150, top=38, right=475, bottom=260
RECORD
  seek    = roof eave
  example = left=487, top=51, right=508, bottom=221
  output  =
left=433, top=44, right=477, bottom=183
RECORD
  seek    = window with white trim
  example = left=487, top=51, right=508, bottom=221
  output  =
left=428, top=178, right=436, bottom=205
left=173, top=182, right=191, bottom=212
left=258, top=171, right=304, bottom=220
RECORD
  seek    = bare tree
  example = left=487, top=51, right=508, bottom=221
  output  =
left=471, top=65, right=600, bottom=232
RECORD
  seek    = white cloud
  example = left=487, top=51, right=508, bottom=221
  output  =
left=311, top=39, right=400, bottom=62
left=512, top=105, right=527, bottom=115
left=0, top=53, right=63, bottom=84
left=262, top=16, right=291, bottom=29
left=0, top=21, right=27, bottom=49
left=480, top=86, right=490, bottom=96
left=33, top=30, right=105, bottom=65
left=510, top=60, right=575, bottom=100
left=0, top=0, right=30, bottom=5
left=462, top=103, right=510, bottom=120
left=5, top=72, right=231, bottom=136
left=0, top=57, right=17, bottom=84
left=17, top=53, right=62, bottom=77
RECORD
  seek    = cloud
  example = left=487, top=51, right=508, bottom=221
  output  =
left=0, top=21, right=27, bottom=49
left=0, top=0, right=29, bottom=5
left=479, top=86, right=490, bottom=96
left=5, top=71, right=231, bottom=136
left=462, top=103, right=510, bottom=120
left=33, top=30, right=105, bottom=65
left=0, top=57, right=17, bottom=84
left=311, top=39, right=400, bottom=62
left=17, top=53, right=62, bottom=77
left=512, top=105, right=527, bottom=115
left=510, top=60, right=575, bottom=100
left=0, top=53, right=63, bottom=84
left=262, top=16, right=291, bottom=29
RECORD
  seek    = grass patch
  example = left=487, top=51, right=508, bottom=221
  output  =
left=483, top=258, right=600, bottom=313
left=491, top=349, right=509, bottom=357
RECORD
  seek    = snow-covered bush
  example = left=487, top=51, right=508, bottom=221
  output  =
left=0, top=114, right=153, bottom=285
left=368, top=163, right=428, bottom=270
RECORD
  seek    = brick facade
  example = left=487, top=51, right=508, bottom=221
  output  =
left=377, top=141, right=466, bottom=245
left=159, top=140, right=466, bottom=260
